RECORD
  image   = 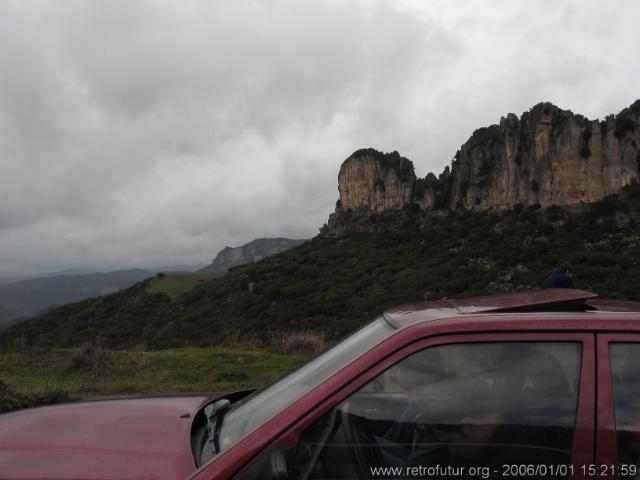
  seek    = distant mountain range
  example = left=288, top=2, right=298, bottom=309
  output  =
left=0, top=270, right=92, bottom=284
left=0, top=239, right=306, bottom=329
left=0, top=269, right=155, bottom=328
left=200, top=238, right=307, bottom=272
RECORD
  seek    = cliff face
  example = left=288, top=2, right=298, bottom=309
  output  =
left=200, top=238, right=306, bottom=272
left=336, top=101, right=640, bottom=213
left=446, top=101, right=640, bottom=209
left=337, top=149, right=416, bottom=211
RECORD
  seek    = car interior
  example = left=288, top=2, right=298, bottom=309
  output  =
left=282, top=342, right=581, bottom=479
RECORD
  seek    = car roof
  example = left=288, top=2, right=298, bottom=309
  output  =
left=383, top=288, right=640, bottom=329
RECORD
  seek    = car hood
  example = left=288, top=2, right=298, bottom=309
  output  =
left=0, top=396, right=212, bottom=480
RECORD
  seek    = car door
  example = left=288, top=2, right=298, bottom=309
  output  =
left=596, top=333, right=640, bottom=478
left=227, top=332, right=595, bottom=480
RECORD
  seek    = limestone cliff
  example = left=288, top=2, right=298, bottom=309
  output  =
left=443, top=101, right=640, bottom=209
left=335, top=100, right=640, bottom=213
left=337, top=149, right=416, bottom=211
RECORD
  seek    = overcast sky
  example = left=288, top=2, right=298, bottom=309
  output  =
left=0, top=0, right=638, bottom=276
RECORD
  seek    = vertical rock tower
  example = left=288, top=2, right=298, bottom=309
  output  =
left=336, top=148, right=416, bottom=211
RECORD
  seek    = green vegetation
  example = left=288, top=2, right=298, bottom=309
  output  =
left=615, top=115, right=637, bottom=139
left=0, top=345, right=306, bottom=404
left=580, top=123, right=592, bottom=159
left=550, top=107, right=569, bottom=131
left=614, top=100, right=639, bottom=139
left=469, top=125, right=504, bottom=149
left=0, top=269, right=153, bottom=326
left=413, top=175, right=432, bottom=200
left=415, top=168, right=452, bottom=209
left=0, top=282, right=173, bottom=349
left=4, top=183, right=640, bottom=352
left=146, top=272, right=225, bottom=301
left=0, top=380, right=74, bottom=414
left=4, top=183, right=640, bottom=411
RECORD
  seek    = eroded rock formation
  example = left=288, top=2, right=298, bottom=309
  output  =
left=335, top=101, right=640, bottom=213
left=444, top=101, right=640, bottom=209
left=337, top=149, right=416, bottom=211
left=200, top=238, right=306, bottom=272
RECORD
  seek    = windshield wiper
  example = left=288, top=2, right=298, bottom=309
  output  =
left=205, top=399, right=232, bottom=456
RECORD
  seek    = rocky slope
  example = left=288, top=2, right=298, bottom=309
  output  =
left=200, top=238, right=307, bottom=272
left=335, top=100, right=640, bottom=214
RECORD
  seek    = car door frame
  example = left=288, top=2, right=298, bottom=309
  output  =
left=196, top=330, right=595, bottom=480
left=595, top=333, right=640, bottom=472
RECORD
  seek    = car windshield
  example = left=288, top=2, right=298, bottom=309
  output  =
left=216, top=317, right=395, bottom=453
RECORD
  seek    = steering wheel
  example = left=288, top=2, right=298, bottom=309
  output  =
left=339, top=401, right=381, bottom=478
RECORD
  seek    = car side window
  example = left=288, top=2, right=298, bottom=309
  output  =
left=235, top=342, right=582, bottom=480
left=610, top=343, right=640, bottom=466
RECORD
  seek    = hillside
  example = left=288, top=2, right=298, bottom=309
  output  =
left=0, top=269, right=154, bottom=328
left=146, top=271, right=225, bottom=300
left=3, top=182, right=640, bottom=350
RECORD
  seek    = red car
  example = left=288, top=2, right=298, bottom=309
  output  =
left=1, top=289, right=640, bottom=479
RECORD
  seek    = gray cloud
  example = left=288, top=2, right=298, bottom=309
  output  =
left=0, top=0, right=638, bottom=275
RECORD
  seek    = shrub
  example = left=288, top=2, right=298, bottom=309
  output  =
left=69, top=338, right=114, bottom=377
left=215, top=371, right=249, bottom=382
left=622, top=180, right=640, bottom=200
left=274, top=331, right=326, bottom=355
left=0, top=380, right=74, bottom=414
left=545, top=205, right=564, bottom=221
left=591, top=194, right=621, bottom=217
left=615, top=115, right=636, bottom=139
left=414, top=176, right=433, bottom=200
left=580, top=124, right=592, bottom=159
left=469, top=125, right=504, bottom=148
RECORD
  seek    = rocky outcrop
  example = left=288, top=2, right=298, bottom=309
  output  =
left=200, top=238, right=307, bottom=272
left=335, top=101, right=640, bottom=213
left=337, top=149, right=416, bottom=211
left=444, top=101, right=640, bottom=209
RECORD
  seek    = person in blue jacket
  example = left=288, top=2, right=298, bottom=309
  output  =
left=543, top=263, right=575, bottom=288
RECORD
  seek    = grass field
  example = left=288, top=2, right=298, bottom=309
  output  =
left=0, top=346, right=308, bottom=400
left=146, top=272, right=225, bottom=301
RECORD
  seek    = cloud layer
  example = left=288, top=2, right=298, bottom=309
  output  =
left=0, top=0, right=638, bottom=275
